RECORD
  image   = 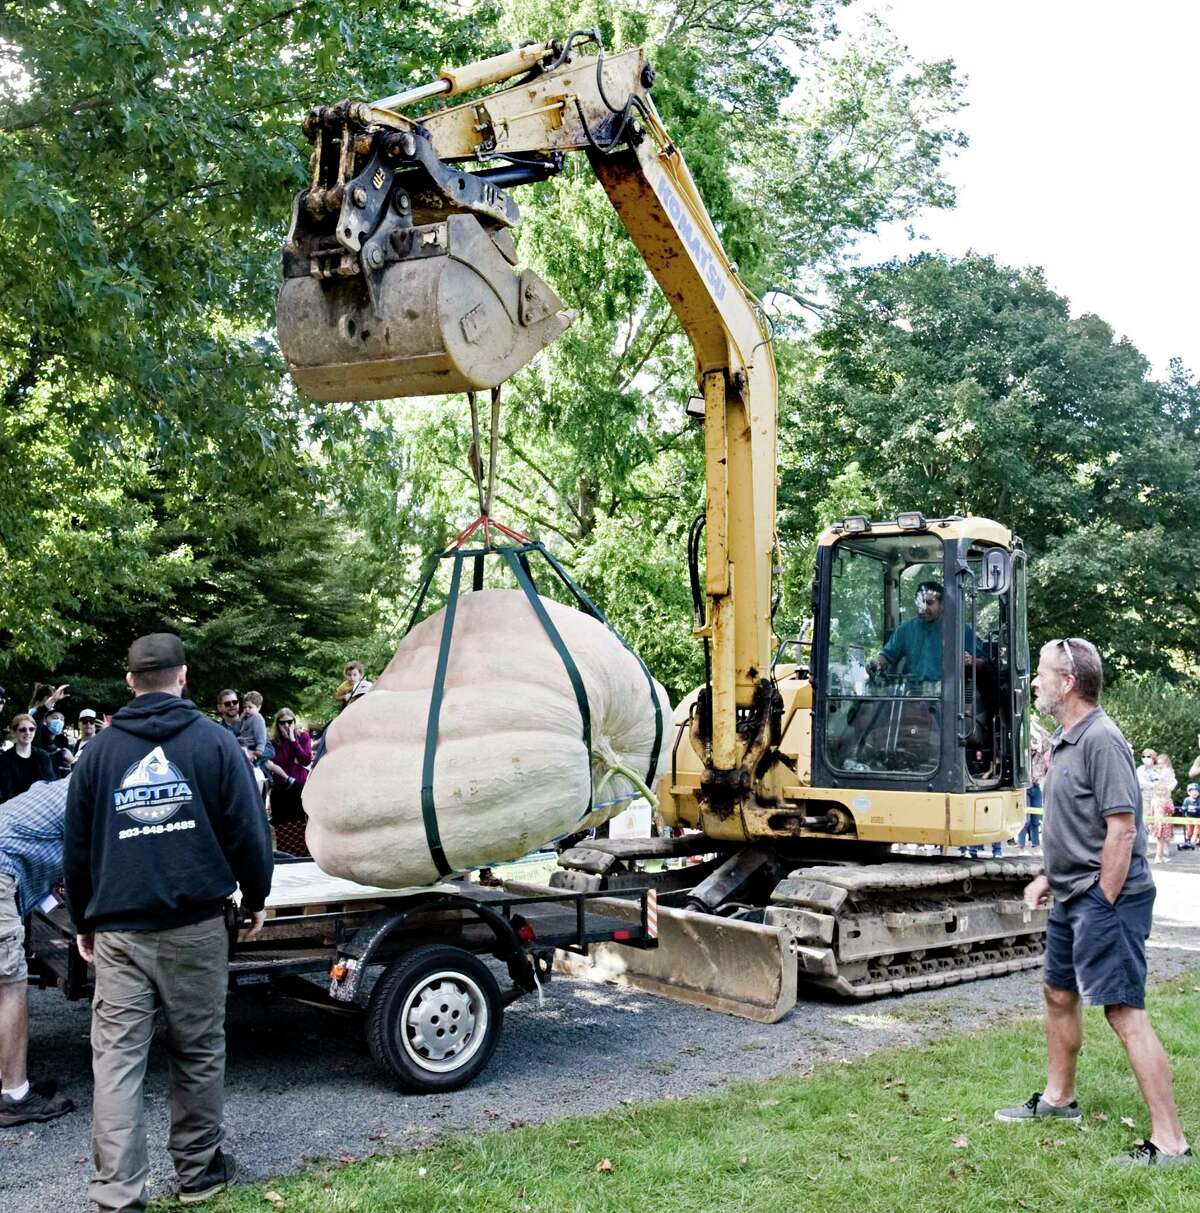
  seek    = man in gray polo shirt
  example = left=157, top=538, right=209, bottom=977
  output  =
left=994, top=638, right=1190, bottom=1166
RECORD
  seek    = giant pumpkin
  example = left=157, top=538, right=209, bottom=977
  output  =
left=304, top=588, right=670, bottom=887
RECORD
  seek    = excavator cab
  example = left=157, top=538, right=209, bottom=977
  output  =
left=812, top=513, right=1030, bottom=797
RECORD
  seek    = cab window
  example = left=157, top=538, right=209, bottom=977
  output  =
left=823, top=535, right=943, bottom=777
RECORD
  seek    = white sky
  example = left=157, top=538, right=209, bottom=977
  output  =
left=855, top=1, right=1200, bottom=377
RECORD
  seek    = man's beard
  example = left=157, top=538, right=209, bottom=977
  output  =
left=1035, top=687, right=1064, bottom=720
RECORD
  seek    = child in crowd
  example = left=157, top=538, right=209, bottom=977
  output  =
left=1181, top=781, right=1200, bottom=851
left=237, top=691, right=275, bottom=798
left=236, top=691, right=268, bottom=763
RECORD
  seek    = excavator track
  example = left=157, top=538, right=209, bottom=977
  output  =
left=552, top=844, right=1048, bottom=1014
left=767, top=856, right=1048, bottom=999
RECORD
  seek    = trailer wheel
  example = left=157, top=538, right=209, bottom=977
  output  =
left=366, top=944, right=502, bottom=1093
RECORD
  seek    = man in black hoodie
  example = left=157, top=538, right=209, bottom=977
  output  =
left=64, top=633, right=273, bottom=1211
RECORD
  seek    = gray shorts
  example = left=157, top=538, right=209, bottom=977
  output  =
left=1045, top=883, right=1154, bottom=1008
left=0, top=873, right=27, bottom=986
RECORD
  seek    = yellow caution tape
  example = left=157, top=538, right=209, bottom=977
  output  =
left=1022, top=807, right=1199, bottom=825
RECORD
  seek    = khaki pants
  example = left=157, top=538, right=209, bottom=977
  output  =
left=89, top=917, right=228, bottom=1212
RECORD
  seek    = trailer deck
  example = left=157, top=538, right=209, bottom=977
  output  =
left=24, top=860, right=658, bottom=1092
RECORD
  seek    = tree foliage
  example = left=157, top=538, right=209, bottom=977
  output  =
left=1, top=0, right=992, bottom=713
left=0, top=0, right=484, bottom=664
left=1102, top=678, right=1200, bottom=786
left=796, top=253, right=1200, bottom=676
left=326, top=2, right=968, bottom=700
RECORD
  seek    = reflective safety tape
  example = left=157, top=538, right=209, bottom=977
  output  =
left=1023, top=807, right=1200, bottom=826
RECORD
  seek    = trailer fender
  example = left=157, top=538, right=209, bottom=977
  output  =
left=328, top=893, right=533, bottom=1005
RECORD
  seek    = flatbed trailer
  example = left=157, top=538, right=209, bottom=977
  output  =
left=24, top=859, right=657, bottom=1093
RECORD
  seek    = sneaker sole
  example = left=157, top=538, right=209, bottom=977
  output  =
left=1109, top=1152, right=1194, bottom=1168
left=995, top=1110, right=1082, bottom=1123
left=0, top=1103, right=74, bottom=1127
left=179, top=1181, right=229, bottom=1204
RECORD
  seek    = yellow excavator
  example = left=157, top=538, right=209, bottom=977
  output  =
left=277, top=32, right=1047, bottom=1018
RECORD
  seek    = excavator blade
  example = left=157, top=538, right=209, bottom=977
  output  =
left=505, top=881, right=798, bottom=1023
left=278, top=213, right=573, bottom=402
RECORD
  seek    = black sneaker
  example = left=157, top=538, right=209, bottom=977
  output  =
left=994, top=1091, right=1083, bottom=1123
left=179, top=1149, right=237, bottom=1204
left=0, top=1086, right=74, bottom=1126
left=1110, top=1141, right=1194, bottom=1168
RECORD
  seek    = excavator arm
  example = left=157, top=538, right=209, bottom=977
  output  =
left=277, top=36, right=780, bottom=817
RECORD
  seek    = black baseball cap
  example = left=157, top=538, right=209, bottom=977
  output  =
left=127, top=632, right=186, bottom=673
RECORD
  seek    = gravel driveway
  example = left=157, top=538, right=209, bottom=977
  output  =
left=7, top=857, right=1200, bottom=1211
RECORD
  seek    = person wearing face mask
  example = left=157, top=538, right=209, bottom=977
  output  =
left=29, top=683, right=69, bottom=751
left=0, top=715, right=55, bottom=803
left=43, top=711, right=75, bottom=778
left=1136, top=750, right=1161, bottom=856
left=1141, top=751, right=1177, bottom=864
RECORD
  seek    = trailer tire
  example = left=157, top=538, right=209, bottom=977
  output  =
left=366, top=944, right=503, bottom=1093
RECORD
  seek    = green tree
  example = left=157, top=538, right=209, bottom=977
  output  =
left=0, top=1, right=972, bottom=709
left=0, top=0, right=485, bottom=665
left=796, top=253, right=1200, bottom=675
left=0, top=491, right=379, bottom=722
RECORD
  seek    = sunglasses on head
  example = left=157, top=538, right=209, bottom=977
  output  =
left=1056, top=637, right=1078, bottom=677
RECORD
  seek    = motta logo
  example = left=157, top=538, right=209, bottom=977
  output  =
left=372, top=167, right=386, bottom=190
left=112, top=746, right=194, bottom=824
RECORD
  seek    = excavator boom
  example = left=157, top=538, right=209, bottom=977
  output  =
left=278, top=37, right=779, bottom=810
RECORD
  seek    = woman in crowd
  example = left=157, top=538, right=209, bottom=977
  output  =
left=0, top=713, right=55, bottom=802
left=1142, top=749, right=1178, bottom=864
left=265, top=708, right=313, bottom=855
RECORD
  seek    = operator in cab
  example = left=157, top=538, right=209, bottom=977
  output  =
left=866, top=581, right=955, bottom=690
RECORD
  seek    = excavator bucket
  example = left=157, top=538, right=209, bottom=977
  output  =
left=278, top=212, right=573, bottom=402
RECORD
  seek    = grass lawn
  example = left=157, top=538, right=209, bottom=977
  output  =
left=169, top=973, right=1200, bottom=1212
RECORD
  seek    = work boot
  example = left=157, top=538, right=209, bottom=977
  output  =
left=1110, top=1141, right=1194, bottom=1168
left=179, top=1149, right=238, bottom=1204
left=0, top=1085, right=74, bottom=1126
left=994, top=1091, right=1082, bottom=1123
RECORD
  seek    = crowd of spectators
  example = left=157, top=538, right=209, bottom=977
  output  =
left=0, top=660, right=376, bottom=856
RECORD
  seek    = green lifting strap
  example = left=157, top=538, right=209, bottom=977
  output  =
left=419, top=553, right=462, bottom=877
left=412, top=535, right=662, bottom=868
left=538, top=545, right=664, bottom=794
left=402, top=552, right=441, bottom=640
left=503, top=548, right=595, bottom=821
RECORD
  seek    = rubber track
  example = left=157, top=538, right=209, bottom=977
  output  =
left=775, top=856, right=1049, bottom=1000
left=809, top=940, right=1047, bottom=1000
